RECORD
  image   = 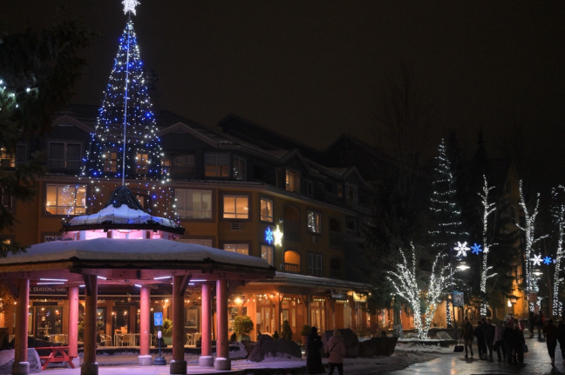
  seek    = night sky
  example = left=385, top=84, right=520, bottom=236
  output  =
left=5, top=1, right=565, bottom=186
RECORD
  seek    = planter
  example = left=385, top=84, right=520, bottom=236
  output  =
left=301, top=335, right=307, bottom=345
left=163, top=336, right=172, bottom=346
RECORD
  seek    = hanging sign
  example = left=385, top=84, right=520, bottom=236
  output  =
left=453, top=291, right=464, bottom=307
left=154, top=312, right=163, bottom=326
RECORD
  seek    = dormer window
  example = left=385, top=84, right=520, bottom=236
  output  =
left=48, top=141, right=81, bottom=170
left=285, top=170, right=300, bottom=192
left=205, top=154, right=229, bottom=177
left=346, top=184, right=358, bottom=205
left=233, top=157, right=246, bottom=180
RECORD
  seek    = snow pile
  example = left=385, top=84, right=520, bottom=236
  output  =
left=68, top=204, right=180, bottom=228
left=395, top=341, right=452, bottom=354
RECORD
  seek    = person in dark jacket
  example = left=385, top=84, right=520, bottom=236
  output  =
left=461, top=317, right=474, bottom=358
left=511, top=322, right=525, bottom=364
left=529, top=311, right=535, bottom=339
left=502, top=322, right=514, bottom=364
left=495, top=320, right=505, bottom=362
left=536, top=312, right=545, bottom=341
left=558, top=319, right=565, bottom=365
left=484, top=319, right=496, bottom=359
left=306, top=327, right=325, bottom=374
left=543, top=319, right=559, bottom=366
left=475, top=320, right=486, bottom=357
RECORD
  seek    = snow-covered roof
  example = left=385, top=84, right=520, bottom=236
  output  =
left=0, top=238, right=271, bottom=270
left=249, top=271, right=373, bottom=292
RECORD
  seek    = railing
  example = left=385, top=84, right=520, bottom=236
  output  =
left=284, top=263, right=300, bottom=273
left=283, top=219, right=301, bottom=242
left=169, top=166, right=196, bottom=179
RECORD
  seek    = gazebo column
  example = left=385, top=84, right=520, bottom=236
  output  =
left=214, top=279, right=230, bottom=371
left=138, top=286, right=152, bottom=366
left=199, top=283, right=213, bottom=367
left=170, top=275, right=188, bottom=375
left=12, top=278, right=29, bottom=375
left=81, top=275, right=99, bottom=375
left=68, top=286, right=79, bottom=367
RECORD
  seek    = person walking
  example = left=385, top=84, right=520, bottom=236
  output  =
left=484, top=319, right=496, bottom=360
left=324, top=329, right=346, bottom=375
left=511, top=322, right=525, bottom=364
left=537, top=312, right=545, bottom=341
left=462, top=317, right=474, bottom=358
left=475, top=320, right=486, bottom=357
left=543, top=319, right=559, bottom=366
left=529, top=311, right=535, bottom=339
left=502, top=322, right=514, bottom=364
left=494, top=320, right=505, bottom=362
left=557, top=319, right=565, bottom=365
left=306, top=326, right=325, bottom=374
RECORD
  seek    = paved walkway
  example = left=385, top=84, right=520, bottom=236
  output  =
left=390, top=335, right=565, bottom=375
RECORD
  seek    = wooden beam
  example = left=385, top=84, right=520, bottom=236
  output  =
left=179, top=274, right=192, bottom=296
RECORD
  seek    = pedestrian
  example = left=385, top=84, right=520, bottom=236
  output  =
left=543, top=319, right=559, bottom=366
left=306, top=326, right=325, bottom=374
left=324, top=329, right=346, bottom=375
left=536, top=313, right=545, bottom=341
left=475, top=320, right=486, bottom=357
left=529, top=311, right=535, bottom=339
left=518, top=319, right=525, bottom=332
left=502, top=321, right=514, bottom=364
left=484, top=318, right=496, bottom=360
left=461, top=317, right=474, bottom=358
left=558, top=319, right=565, bottom=365
left=494, top=320, right=505, bottom=362
left=511, top=322, right=525, bottom=364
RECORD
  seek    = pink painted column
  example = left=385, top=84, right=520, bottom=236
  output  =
left=67, top=286, right=79, bottom=366
left=138, top=286, right=152, bottom=365
left=199, top=283, right=213, bottom=367
left=12, top=279, right=29, bottom=375
left=81, top=275, right=99, bottom=375
left=214, top=279, right=230, bottom=371
left=170, top=276, right=187, bottom=374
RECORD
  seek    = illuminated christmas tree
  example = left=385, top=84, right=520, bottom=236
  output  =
left=83, top=2, right=163, bottom=182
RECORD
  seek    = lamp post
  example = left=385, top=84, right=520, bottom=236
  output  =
left=450, top=242, right=470, bottom=341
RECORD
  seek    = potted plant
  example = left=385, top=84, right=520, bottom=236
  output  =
left=162, top=318, right=173, bottom=346
left=281, top=320, right=293, bottom=341
left=232, top=315, right=254, bottom=341
left=300, top=325, right=311, bottom=345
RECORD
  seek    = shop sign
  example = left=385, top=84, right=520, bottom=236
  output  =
left=331, top=292, right=348, bottom=300
left=30, top=285, right=67, bottom=294
left=353, top=293, right=367, bottom=302
left=154, top=312, right=163, bottom=326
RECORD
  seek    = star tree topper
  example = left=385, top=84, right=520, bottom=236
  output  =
left=123, top=0, right=140, bottom=15
left=454, top=242, right=470, bottom=258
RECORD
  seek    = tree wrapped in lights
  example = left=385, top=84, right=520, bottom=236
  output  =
left=551, top=185, right=565, bottom=316
left=83, top=12, right=163, bottom=182
left=477, top=176, right=497, bottom=316
left=387, top=244, right=450, bottom=339
left=517, top=181, right=549, bottom=312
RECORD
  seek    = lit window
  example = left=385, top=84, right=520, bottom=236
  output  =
left=223, top=195, right=249, bottom=219
left=45, top=184, right=87, bottom=215
left=260, top=198, right=273, bottom=222
left=224, top=243, right=249, bottom=255
left=177, top=239, right=213, bottom=247
left=284, top=250, right=300, bottom=273
left=285, top=170, right=300, bottom=192
left=308, top=253, right=323, bottom=277
left=48, top=142, right=81, bottom=170
left=175, top=189, right=212, bottom=219
left=205, top=154, right=229, bottom=177
left=104, top=151, right=118, bottom=172
left=0, top=148, right=15, bottom=168
left=346, top=184, right=358, bottom=205
left=233, top=157, right=246, bottom=180
left=136, top=152, right=149, bottom=174
left=307, top=211, right=322, bottom=233
left=45, top=235, right=62, bottom=242
left=161, top=157, right=171, bottom=175
left=261, top=245, right=274, bottom=266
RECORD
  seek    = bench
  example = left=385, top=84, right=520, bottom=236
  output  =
left=34, top=346, right=77, bottom=370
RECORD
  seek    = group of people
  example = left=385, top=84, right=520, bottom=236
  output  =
left=306, top=327, right=347, bottom=375
left=461, top=314, right=565, bottom=366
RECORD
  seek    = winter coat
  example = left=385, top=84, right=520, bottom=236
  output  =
left=324, top=336, right=347, bottom=364
left=544, top=324, right=558, bottom=343
left=502, top=327, right=514, bottom=344
left=462, top=322, right=474, bottom=340
left=511, top=328, right=525, bottom=350
left=484, top=324, right=496, bottom=341
left=306, top=333, right=325, bottom=374
left=495, top=325, right=504, bottom=342
left=474, top=325, right=485, bottom=339
left=558, top=322, right=565, bottom=343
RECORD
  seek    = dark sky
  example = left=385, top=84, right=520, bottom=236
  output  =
left=4, top=1, right=565, bottom=179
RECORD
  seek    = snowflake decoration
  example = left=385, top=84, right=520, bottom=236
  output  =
left=265, top=227, right=274, bottom=245
left=123, top=0, right=140, bottom=15
left=454, top=242, right=470, bottom=258
left=531, top=254, right=543, bottom=266
left=471, top=243, right=482, bottom=255
left=543, top=256, right=553, bottom=265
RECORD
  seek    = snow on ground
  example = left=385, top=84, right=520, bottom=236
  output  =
left=395, top=341, right=454, bottom=354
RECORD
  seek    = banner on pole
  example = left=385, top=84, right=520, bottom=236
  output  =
left=453, top=291, right=464, bottom=307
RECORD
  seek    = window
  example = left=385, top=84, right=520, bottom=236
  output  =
left=223, top=195, right=249, bottom=219
left=205, top=154, right=229, bottom=177
left=233, top=157, right=246, bottom=180
left=161, top=157, right=171, bottom=175
left=260, top=198, right=273, bottom=222
left=16, top=145, right=27, bottom=164
left=0, top=148, right=15, bottom=168
left=45, top=184, right=87, bottom=215
left=307, top=211, right=322, bottom=233
left=178, top=239, right=213, bottom=247
left=284, top=250, right=300, bottom=273
left=330, top=259, right=341, bottom=278
left=175, top=189, right=212, bottom=219
left=346, top=184, right=358, bottom=205
left=49, top=142, right=81, bottom=170
left=224, top=243, right=249, bottom=255
left=346, top=218, right=356, bottom=231
left=304, top=180, right=313, bottom=197
left=285, top=170, right=300, bottom=192
left=337, top=183, right=343, bottom=198
left=45, top=235, right=62, bottom=242
left=104, top=150, right=118, bottom=172
left=136, top=152, right=149, bottom=174
left=261, top=245, right=274, bottom=266
left=308, top=253, right=323, bottom=277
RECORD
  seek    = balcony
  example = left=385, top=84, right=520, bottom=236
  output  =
left=169, top=166, right=196, bottom=180
left=284, top=263, right=300, bottom=273
left=283, top=219, right=301, bottom=242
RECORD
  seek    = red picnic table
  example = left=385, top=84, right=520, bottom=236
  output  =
left=34, top=346, right=77, bottom=370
